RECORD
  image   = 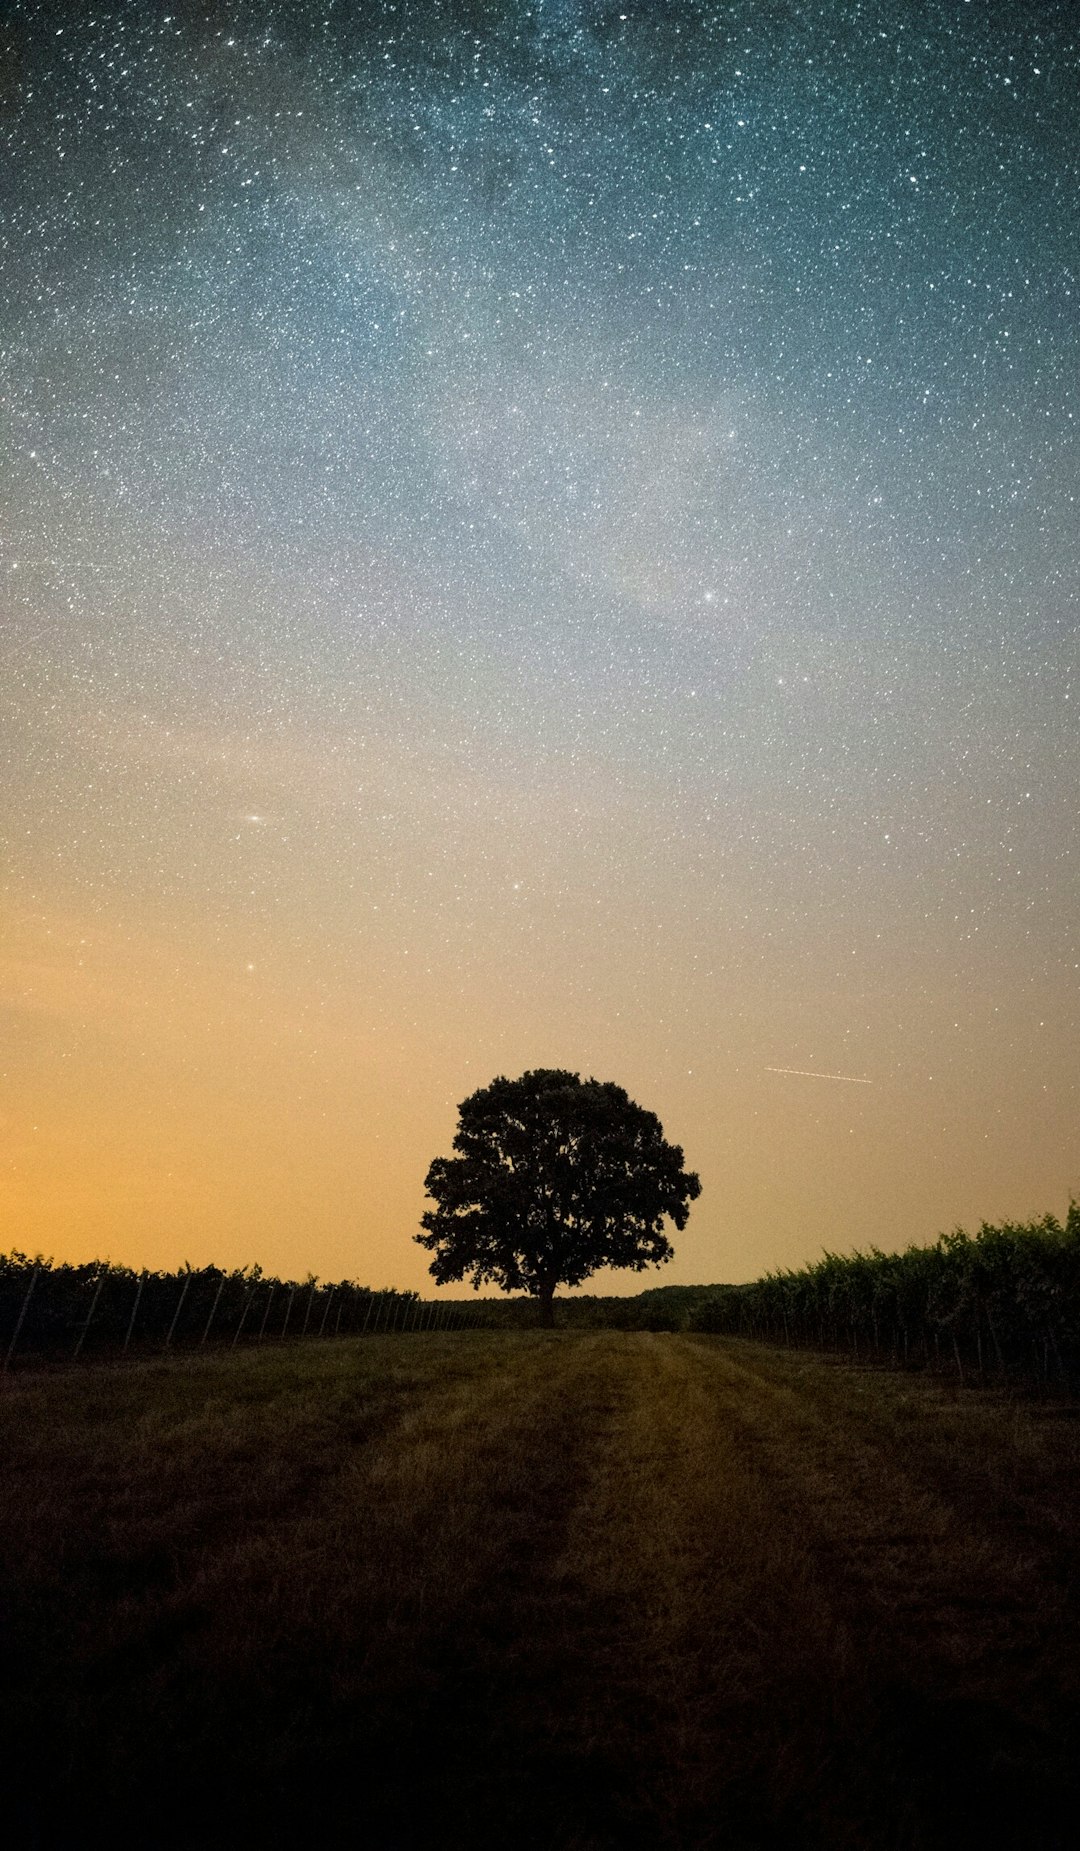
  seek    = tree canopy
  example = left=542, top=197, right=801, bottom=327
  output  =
left=416, top=1069, right=701, bottom=1325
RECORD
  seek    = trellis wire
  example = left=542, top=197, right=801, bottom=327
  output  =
left=1, top=1250, right=481, bottom=1369
left=3, top=1265, right=40, bottom=1372
left=690, top=1205, right=1080, bottom=1388
left=165, top=1274, right=192, bottom=1349
left=200, top=1276, right=226, bottom=1348
left=232, top=1283, right=256, bottom=1347
left=123, top=1271, right=146, bottom=1352
left=73, top=1274, right=105, bottom=1359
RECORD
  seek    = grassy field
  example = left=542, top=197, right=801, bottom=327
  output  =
left=3, top=1333, right=1079, bottom=1849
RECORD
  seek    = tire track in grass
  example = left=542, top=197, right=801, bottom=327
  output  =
left=341, top=1330, right=650, bottom=1851
left=4, top=1334, right=621, bottom=1849
left=542, top=1334, right=1079, bottom=1850
left=93, top=1332, right=631, bottom=1849
left=540, top=1332, right=880, bottom=1851
left=679, top=1337, right=1080, bottom=1847
left=7, top=1332, right=1078, bottom=1848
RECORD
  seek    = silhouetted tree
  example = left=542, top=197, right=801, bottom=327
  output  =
left=416, top=1069, right=701, bottom=1326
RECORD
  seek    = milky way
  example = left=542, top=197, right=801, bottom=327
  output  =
left=2, top=1, right=1077, bottom=1288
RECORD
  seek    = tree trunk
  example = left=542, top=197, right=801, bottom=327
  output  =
left=537, top=1282, right=556, bottom=1329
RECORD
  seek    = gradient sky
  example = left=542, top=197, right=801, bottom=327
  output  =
left=2, top=0, right=1077, bottom=1294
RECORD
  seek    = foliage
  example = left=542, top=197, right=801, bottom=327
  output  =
left=689, top=1204, right=1080, bottom=1386
left=0, top=1252, right=475, bottom=1368
left=465, top=1284, right=717, bottom=1332
left=416, top=1068, right=701, bottom=1323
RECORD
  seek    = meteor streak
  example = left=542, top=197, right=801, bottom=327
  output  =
left=765, top=1066, right=873, bottom=1085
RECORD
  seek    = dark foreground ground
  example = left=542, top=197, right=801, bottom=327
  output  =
left=2, top=1331, right=1078, bottom=1849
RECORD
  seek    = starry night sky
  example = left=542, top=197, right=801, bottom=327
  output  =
left=2, top=0, right=1077, bottom=1291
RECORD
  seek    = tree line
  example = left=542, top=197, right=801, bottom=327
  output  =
left=690, top=1206, right=1080, bottom=1386
left=0, top=1255, right=481, bottom=1370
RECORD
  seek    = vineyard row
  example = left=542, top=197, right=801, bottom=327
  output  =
left=0, top=1256, right=482, bottom=1370
left=690, top=1206, right=1080, bottom=1386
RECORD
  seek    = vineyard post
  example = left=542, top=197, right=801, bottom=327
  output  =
left=200, top=1277, right=226, bottom=1348
left=232, top=1283, right=256, bottom=1347
left=334, top=1295, right=344, bottom=1336
left=318, top=1287, right=335, bottom=1336
left=123, top=1271, right=146, bottom=1353
left=301, top=1283, right=317, bottom=1338
left=361, top=1292, right=375, bottom=1334
left=257, top=1284, right=275, bottom=1342
left=3, top=1264, right=40, bottom=1372
left=73, top=1273, right=105, bottom=1358
left=281, top=1285, right=296, bottom=1338
left=165, top=1274, right=192, bottom=1349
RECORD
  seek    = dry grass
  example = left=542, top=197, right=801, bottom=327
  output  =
left=2, top=1332, right=1078, bottom=1847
